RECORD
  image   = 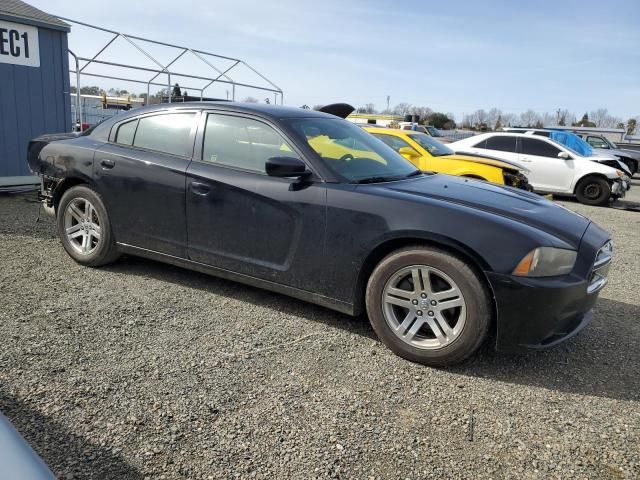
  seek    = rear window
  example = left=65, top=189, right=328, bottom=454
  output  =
left=132, top=113, right=196, bottom=157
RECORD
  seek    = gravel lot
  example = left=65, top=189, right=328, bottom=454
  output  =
left=1, top=183, right=639, bottom=479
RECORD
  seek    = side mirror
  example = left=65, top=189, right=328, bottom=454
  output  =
left=266, top=156, right=310, bottom=178
left=557, top=151, right=570, bottom=160
left=398, top=146, right=420, bottom=159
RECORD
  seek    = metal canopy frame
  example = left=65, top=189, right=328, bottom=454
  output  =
left=61, top=17, right=284, bottom=127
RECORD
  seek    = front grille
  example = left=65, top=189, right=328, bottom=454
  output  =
left=587, top=241, right=613, bottom=294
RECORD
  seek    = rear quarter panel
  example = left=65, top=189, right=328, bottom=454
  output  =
left=28, top=136, right=100, bottom=183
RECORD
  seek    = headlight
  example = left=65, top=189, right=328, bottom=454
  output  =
left=513, top=247, right=577, bottom=277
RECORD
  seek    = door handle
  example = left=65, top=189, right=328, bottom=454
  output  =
left=190, top=181, right=211, bottom=196
left=100, top=159, right=115, bottom=169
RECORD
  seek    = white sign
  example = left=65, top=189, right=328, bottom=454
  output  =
left=0, top=20, right=40, bottom=67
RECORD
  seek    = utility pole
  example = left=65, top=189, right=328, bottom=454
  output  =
left=386, top=95, right=390, bottom=112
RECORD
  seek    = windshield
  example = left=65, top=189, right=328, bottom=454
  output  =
left=286, top=118, right=420, bottom=182
left=549, top=131, right=593, bottom=157
left=426, top=126, right=441, bottom=137
left=407, top=133, right=454, bottom=157
left=604, top=137, right=617, bottom=148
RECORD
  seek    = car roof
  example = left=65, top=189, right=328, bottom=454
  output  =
left=115, top=101, right=335, bottom=120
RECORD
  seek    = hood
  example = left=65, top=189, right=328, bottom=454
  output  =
left=615, top=147, right=640, bottom=160
left=448, top=152, right=529, bottom=173
left=595, top=147, right=640, bottom=161
left=364, top=174, right=590, bottom=247
left=589, top=156, right=632, bottom=176
left=588, top=151, right=619, bottom=161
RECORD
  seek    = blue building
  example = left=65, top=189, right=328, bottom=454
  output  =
left=0, top=0, right=70, bottom=187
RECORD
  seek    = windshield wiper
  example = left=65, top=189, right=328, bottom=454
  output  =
left=354, top=176, right=397, bottom=184
left=354, top=171, right=422, bottom=184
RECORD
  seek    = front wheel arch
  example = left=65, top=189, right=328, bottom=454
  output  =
left=573, top=174, right=612, bottom=206
left=354, top=235, right=494, bottom=317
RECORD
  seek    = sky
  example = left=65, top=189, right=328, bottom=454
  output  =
left=30, top=0, right=640, bottom=122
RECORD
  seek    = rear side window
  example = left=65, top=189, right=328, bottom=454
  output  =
left=484, top=136, right=517, bottom=152
left=520, top=138, right=562, bottom=157
left=472, top=138, right=487, bottom=149
left=132, top=113, right=196, bottom=157
left=115, top=119, right=138, bottom=145
left=202, top=114, right=295, bottom=173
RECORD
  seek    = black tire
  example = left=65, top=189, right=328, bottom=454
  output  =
left=57, top=185, right=119, bottom=267
left=575, top=176, right=611, bottom=206
left=365, top=247, right=491, bottom=366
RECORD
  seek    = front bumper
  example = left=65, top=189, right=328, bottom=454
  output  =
left=488, top=272, right=599, bottom=352
left=611, top=178, right=628, bottom=197
left=489, top=221, right=611, bottom=353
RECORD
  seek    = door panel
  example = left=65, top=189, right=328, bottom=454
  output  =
left=517, top=138, right=574, bottom=192
left=94, top=143, right=191, bottom=256
left=93, top=111, right=199, bottom=257
left=186, top=112, right=327, bottom=293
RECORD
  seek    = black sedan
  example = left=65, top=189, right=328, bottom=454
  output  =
left=27, top=103, right=612, bottom=366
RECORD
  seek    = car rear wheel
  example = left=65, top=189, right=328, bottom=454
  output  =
left=366, top=247, right=491, bottom=366
left=575, top=176, right=611, bottom=206
left=57, top=185, right=119, bottom=266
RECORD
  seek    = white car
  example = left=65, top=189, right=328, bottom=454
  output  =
left=449, top=133, right=628, bottom=205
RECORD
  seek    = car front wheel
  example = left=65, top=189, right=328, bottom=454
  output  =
left=57, top=185, right=119, bottom=266
left=575, top=176, right=611, bottom=206
left=366, top=247, right=491, bottom=366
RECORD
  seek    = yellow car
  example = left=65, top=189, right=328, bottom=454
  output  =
left=364, top=127, right=530, bottom=189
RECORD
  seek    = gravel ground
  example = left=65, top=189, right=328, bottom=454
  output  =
left=1, top=183, right=639, bottom=480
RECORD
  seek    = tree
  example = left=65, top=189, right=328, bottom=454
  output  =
left=356, top=103, right=377, bottom=114
left=589, top=108, right=608, bottom=127
left=312, top=104, right=324, bottom=111
left=520, top=110, right=540, bottom=128
left=573, top=113, right=596, bottom=127
left=70, top=85, right=101, bottom=95
left=556, top=109, right=573, bottom=126
left=627, top=118, right=637, bottom=135
left=486, top=108, right=502, bottom=130
left=429, top=112, right=454, bottom=129
left=243, top=96, right=259, bottom=103
left=411, top=106, right=433, bottom=123
left=392, top=103, right=412, bottom=116
left=501, top=113, right=516, bottom=127
left=494, top=115, right=503, bottom=131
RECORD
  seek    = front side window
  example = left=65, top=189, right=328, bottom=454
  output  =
left=287, top=118, right=418, bottom=182
left=133, top=113, right=196, bottom=157
left=202, top=114, right=295, bottom=173
left=587, top=136, right=607, bottom=148
left=520, top=138, right=562, bottom=157
left=484, top=136, right=517, bottom=152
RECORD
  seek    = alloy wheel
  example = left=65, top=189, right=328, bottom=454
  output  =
left=63, top=198, right=102, bottom=255
left=382, top=265, right=466, bottom=350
